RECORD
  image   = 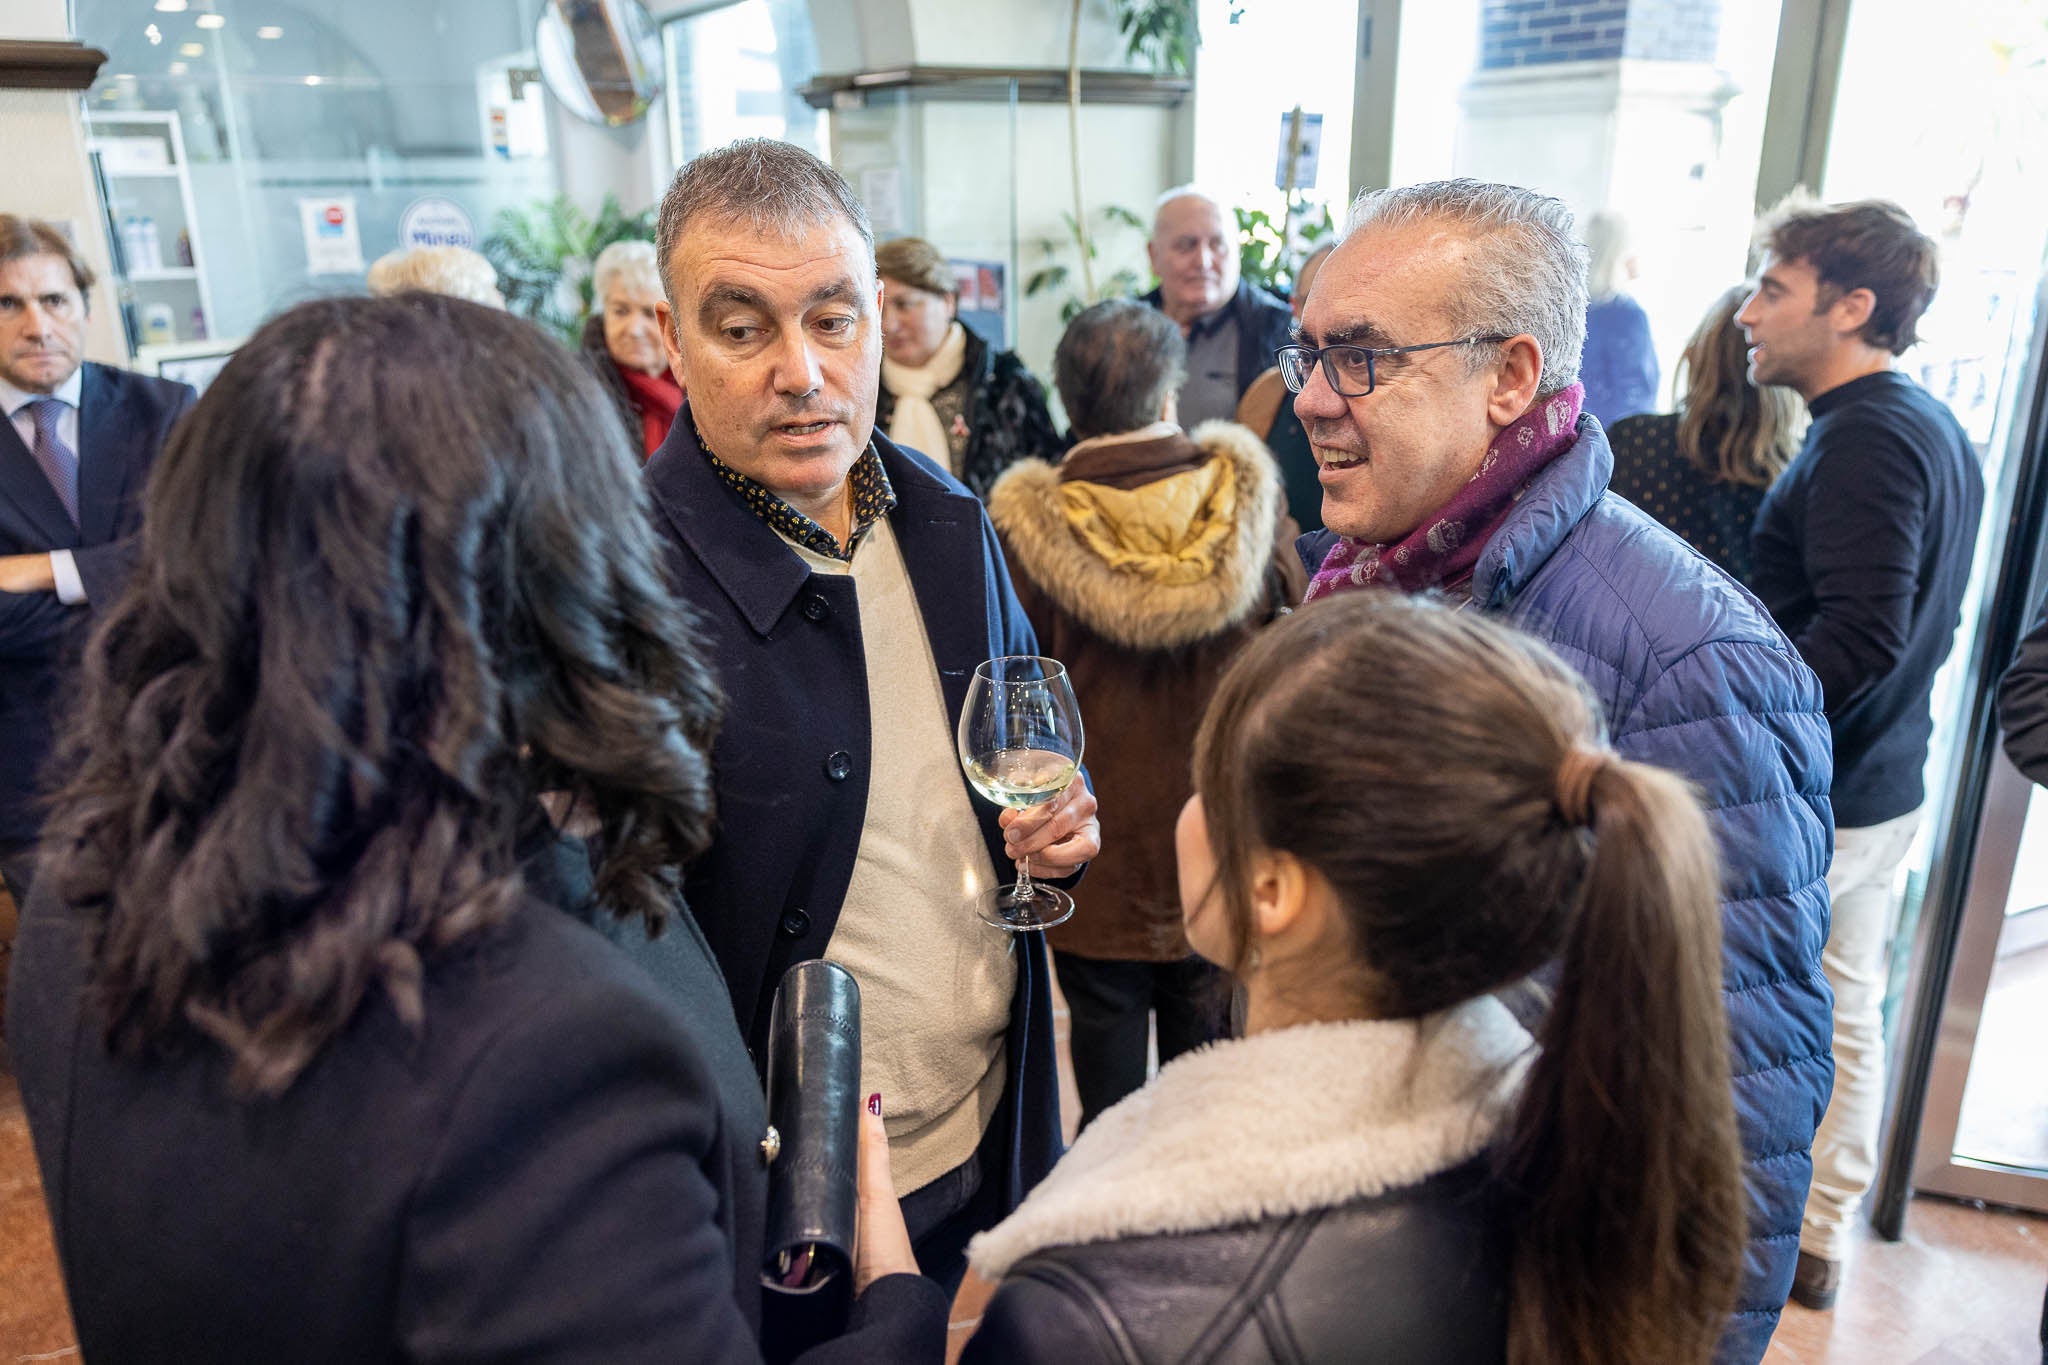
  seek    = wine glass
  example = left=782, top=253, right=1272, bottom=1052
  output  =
left=957, top=656, right=1084, bottom=932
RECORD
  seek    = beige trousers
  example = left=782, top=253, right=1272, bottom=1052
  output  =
left=1801, top=807, right=1922, bottom=1261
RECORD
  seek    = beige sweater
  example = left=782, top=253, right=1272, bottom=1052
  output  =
left=786, top=516, right=1016, bottom=1194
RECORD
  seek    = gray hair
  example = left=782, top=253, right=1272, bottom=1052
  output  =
left=653, top=138, right=873, bottom=303
left=1054, top=298, right=1187, bottom=440
left=365, top=246, right=504, bottom=308
left=1343, top=179, right=1588, bottom=394
left=591, top=239, right=661, bottom=309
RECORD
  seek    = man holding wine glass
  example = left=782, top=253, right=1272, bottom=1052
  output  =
left=637, top=139, right=1099, bottom=1293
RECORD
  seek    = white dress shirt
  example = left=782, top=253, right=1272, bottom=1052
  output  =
left=0, top=366, right=88, bottom=604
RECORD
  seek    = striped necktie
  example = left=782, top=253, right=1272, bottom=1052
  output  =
left=25, top=397, right=79, bottom=527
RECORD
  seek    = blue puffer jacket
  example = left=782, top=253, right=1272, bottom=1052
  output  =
left=1301, top=418, right=1834, bottom=1363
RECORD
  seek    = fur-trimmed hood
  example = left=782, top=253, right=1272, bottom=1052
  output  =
left=986, top=420, right=1283, bottom=651
left=968, top=994, right=1532, bottom=1279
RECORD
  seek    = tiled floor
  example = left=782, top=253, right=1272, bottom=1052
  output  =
left=0, top=1069, right=75, bottom=1362
left=1764, top=1196, right=2046, bottom=1363
left=2, top=997, right=2041, bottom=1364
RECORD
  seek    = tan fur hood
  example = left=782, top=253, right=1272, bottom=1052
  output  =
left=988, top=421, right=1283, bottom=651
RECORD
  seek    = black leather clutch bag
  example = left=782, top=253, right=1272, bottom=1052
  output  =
left=761, top=958, right=862, bottom=1296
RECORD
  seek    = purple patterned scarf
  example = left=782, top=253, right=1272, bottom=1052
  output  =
left=1303, top=384, right=1585, bottom=602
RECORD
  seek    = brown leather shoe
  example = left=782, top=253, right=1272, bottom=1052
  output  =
left=1789, top=1250, right=1841, bottom=1311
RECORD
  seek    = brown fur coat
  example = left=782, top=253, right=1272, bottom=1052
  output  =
left=988, top=421, right=1303, bottom=960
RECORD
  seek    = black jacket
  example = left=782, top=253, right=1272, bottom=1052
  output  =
left=963, top=1161, right=1507, bottom=1364
left=961, top=1000, right=1530, bottom=1364
left=6, top=863, right=947, bottom=1363
left=1999, top=599, right=2048, bottom=786
left=876, top=324, right=1063, bottom=500
left=1751, top=369, right=1983, bottom=826
left=0, top=362, right=193, bottom=849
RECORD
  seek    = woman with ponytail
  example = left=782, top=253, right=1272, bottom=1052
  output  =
left=961, top=591, right=1747, bottom=1364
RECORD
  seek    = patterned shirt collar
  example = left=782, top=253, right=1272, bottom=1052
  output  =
left=694, top=418, right=897, bottom=562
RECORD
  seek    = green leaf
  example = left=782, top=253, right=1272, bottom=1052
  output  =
left=1025, top=265, right=1070, bottom=296
left=1102, top=203, right=1146, bottom=231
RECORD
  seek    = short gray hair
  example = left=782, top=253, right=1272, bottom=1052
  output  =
left=1054, top=298, right=1187, bottom=440
left=591, top=239, right=661, bottom=309
left=653, top=139, right=872, bottom=303
left=1343, top=179, right=1588, bottom=394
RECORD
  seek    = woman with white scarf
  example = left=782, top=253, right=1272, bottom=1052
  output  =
left=876, top=238, right=1062, bottom=499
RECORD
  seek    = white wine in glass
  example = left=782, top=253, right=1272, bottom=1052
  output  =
left=957, top=656, right=1084, bottom=931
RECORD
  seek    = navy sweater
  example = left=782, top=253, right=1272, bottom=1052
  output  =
left=1751, top=370, right=1983, bottom=827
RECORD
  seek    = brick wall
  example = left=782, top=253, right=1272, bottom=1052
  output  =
left=1479, top=0, right=1720, bottom=70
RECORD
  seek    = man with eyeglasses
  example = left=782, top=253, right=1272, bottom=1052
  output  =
left=0, top=216, right=192, bottom=909
left=1289, top=180, right=1833, bottom=1365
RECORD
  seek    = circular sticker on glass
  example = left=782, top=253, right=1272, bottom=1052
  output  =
left=399, top=197, right=477, bottom=250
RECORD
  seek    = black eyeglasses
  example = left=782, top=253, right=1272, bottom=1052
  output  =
left=1275, top=335, right=1511, bottom=397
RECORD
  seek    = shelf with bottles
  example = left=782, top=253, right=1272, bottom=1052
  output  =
left=85, top=110, right=218, bottom=354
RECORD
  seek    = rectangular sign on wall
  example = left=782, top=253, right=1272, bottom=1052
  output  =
left=299, top=196, right=364, bottom=276
left=1275, top=111, right=1324, bottom=192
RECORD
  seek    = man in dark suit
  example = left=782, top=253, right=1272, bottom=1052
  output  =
left=640, top=140, right=1099, bottom=1294
left=0, top=215, right=194, bottom=901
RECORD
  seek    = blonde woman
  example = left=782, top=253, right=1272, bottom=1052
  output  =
left=1607, top=285, right=1807, bottom=587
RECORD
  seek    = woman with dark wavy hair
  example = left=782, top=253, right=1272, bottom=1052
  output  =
left=5, top=294, right=944, bottom=1363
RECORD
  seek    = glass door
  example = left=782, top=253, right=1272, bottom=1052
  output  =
left=1813, top=0, right=2048, bottom=1222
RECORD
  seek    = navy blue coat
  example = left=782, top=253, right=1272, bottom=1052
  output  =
left=642, top=414, right=1064, bottom=1216
left=0, top=361, right=193, bottom=849
left=1302, top=418, right=1834, bottom=1363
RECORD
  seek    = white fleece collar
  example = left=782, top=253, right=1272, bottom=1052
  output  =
left=968, top=995, right=1533, bottom=1279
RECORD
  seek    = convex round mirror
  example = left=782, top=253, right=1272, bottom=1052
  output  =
left=535, top=0, right=665, bottom=128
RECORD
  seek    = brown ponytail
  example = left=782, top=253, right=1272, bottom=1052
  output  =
left=1499, top=755, right=1746, bottom=1365
left=1193, top=592, right=1747, bottom=1364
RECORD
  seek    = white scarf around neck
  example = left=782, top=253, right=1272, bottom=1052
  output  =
left=967, top=994, right=1533, bottom=1280
left=883, top=320, right=969, bottom=471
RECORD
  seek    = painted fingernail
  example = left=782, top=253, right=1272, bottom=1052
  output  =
left=867, top=1092, right=882, bottom=1116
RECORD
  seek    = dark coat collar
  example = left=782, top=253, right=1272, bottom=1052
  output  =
left=1059, top=424, right=1207, bottom=489
left=642, top=404, right=985, bottom=640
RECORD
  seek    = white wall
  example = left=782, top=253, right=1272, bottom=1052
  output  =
left=2, top=0, right=129, bottom=363
left=821, top=0, right=1180, bottom=387
left=905, top=0, right=1134, bottom=70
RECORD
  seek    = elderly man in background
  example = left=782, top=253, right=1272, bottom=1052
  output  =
left=581, top=240, right=682, bottom=459
left=1143, top=187, right=1292, bottom=429
left=638, top=139, right=1097, bottom=1292
left=1289, top=179, right=1833, bottom=1363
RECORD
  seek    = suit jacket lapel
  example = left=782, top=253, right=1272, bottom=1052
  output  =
left=75, top=364, right=136, bottom=546
left=0, top=395, right=81, bottom=550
